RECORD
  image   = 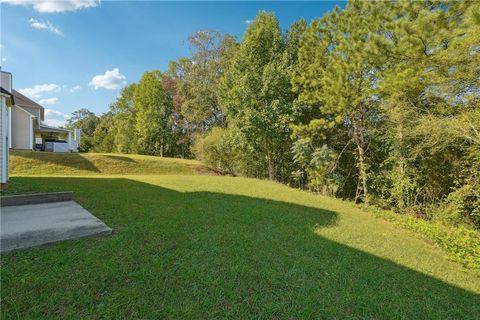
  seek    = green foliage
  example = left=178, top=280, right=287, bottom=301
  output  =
left=77, top=2, right=479, bottom=231
left=220, top=11, right=299, bottom=181
left=435, top=179, right=480, bottom=228
left=292, top=139, right=342, bottom=195
left=168, top=31, right=236, bottom=130
left=192, top=127, right=240, bottom=175
left=92, top=112, right=115, bottom=153
left=134, top=70, right=173, bottom=156
left=290, top=0, right=480, bottom=224
left=66, top=108, right=100, bottom=152
left=372, top=208, right=480, bottom=270
left=111, top=84, right=138, bottom=154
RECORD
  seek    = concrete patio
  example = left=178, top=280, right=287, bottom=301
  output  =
left=1, top=201, right=111, bottom=252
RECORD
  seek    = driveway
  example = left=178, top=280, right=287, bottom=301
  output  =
left=1, top=201, right=111, bottom=252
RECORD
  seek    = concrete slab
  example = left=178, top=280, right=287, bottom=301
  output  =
left=1, top=192, right=73, bottom=207
left=1, top=201, right=111, bottom=252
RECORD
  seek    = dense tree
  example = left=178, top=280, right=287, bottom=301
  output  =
left=168, top=30, right=237, bottom=131
left=220, top=12, right=299, bottom=181
left=134, top=70, right=173, bottom=157
left=79, top=3, right=479, bottom=228
left=92, top=112, right=115, bottom=153
left=111, top=84, right=138, bottom=154
left=293, top=2, right=388, bottom=204
left=66, top=108, right=100, bottom=152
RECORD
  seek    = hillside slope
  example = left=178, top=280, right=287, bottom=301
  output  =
left=2, top=174, right=480, bottom=318
left=9, top=150, right=214, bottom=176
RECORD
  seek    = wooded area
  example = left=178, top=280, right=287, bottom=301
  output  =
left=68, top=1, right=479, bottom=229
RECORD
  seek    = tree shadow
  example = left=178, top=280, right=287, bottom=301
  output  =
left=11, top=150, right=100, bottom=173
left=101, top=155, right=137, bottom=163
left=2, top=176, right=479, bottom=319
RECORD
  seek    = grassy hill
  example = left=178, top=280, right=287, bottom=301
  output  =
left=9, top=150, right=213, bottom=176
left=2, top=151, right=480, bottom=318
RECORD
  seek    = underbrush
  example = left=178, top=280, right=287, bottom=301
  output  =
left=371, top=207, right=480, bottom=271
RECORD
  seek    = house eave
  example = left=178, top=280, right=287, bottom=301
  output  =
left=37, top=124, right=70, bottom=133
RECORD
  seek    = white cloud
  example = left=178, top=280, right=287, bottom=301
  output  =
left=89, top=68, right=126, bottom=90
left=38, top=97, right=58, bottom=105
left=29, top=18, right=64, bottom=36
left=18, top=84, right=59, bottom=99
left=44, top=108, right=70, bottom=127
left=3, top=0, right=99, bottom=13
left=68, top=85, right=81, bottom=92
left=245, top=20, right=253, bottom=25
left=62, top=85, right=81, bottom=92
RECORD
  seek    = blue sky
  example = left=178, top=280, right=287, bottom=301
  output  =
left=0, top=1, right=344, bottom=126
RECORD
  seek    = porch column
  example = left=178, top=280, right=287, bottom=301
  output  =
left=8, top=106, right=11, bottom=148
left=29, top=117, right=33, bottom=150
left=68, top=131, right=72, bottom=151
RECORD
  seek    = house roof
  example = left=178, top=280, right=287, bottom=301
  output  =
left=12, top=89, right=44, bottom=110
left=38, top=123, right=70, bottom=133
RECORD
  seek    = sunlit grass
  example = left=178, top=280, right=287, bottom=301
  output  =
left=2, top=173, right=479, bottom=318
left=9, top=150, right=212, bottom=176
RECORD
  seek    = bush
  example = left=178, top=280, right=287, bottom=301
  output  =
left=430, top=184, right=480, bottom=228
left=192, top=127, right=241, bottom=175
left=372, top=208, right=480, bottom=270
left=291, top=139, right=343, bottom=195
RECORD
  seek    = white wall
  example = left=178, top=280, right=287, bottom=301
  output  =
left=11, top=106, right=33, bottom=150
left=0, top=96, right=8, bottom=184
left=0, top=72, right=12, bottom=92
left=20, top=106, right=41, bottom=123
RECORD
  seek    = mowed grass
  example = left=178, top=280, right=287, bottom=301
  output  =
left=9, top=150, right=212, bottom=176
left=1, top=154, right=480, bottom=319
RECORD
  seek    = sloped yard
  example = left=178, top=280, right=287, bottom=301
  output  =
left=2, top=171, right=479, bottom=318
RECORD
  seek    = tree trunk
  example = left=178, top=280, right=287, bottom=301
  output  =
left=265, top=139, right=275, bottom=181
left=160, top=137, right=164, bottom=157
left=397, top=122, right=407, bottom=208
left=352, top=111, right=369, bottom=205
left=267, top=154, right=274, bottom=181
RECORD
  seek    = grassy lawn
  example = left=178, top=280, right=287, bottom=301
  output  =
left=9, top=150, right=214, bottom=176
left=1, top=153, right=480, bottom=318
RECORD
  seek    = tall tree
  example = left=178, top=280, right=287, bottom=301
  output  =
left=134, top=70, right=173, bottom=156
left=168, top=30, right=237, bottom=131
left=110, top=84, right=138, bottom=154
left=220, top=11, right=296, bottom=181
left=66, top=108, right=100, bottom=152
left=92, top=112, right=115, bottom=153
left=293, top=2, right=387, bottom=204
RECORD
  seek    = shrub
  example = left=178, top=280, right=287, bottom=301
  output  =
left=192, top=127, right=241, bottom=175
left=372, top=208, right=480, bottom=270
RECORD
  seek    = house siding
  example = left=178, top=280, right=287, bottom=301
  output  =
left=11, top=106, right=33, bottom=150
left=19, top=106, right=41, bottom=124
left=1, top=96, right=8, bottom=184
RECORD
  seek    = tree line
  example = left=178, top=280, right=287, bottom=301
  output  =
left=68, top=1, right=480, bottom=229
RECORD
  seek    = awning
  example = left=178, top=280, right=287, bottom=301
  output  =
left=37, top=124, right=71, bottom=134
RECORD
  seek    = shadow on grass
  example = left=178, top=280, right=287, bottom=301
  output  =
left=11, top=150, right=100, bottom=173
left=2, top=176, right=479, bottom=319
left=101, top=155, right=137, bottom=163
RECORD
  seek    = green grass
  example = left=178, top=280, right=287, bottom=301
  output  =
left=9, top=150, right=213, bottom=176
left=1, top=153, right=480, bottom=318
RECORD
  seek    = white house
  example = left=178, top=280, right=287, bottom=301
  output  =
left=1, top=71, right=14, bottom=189
left=10, top=89, right=80, bottom=152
